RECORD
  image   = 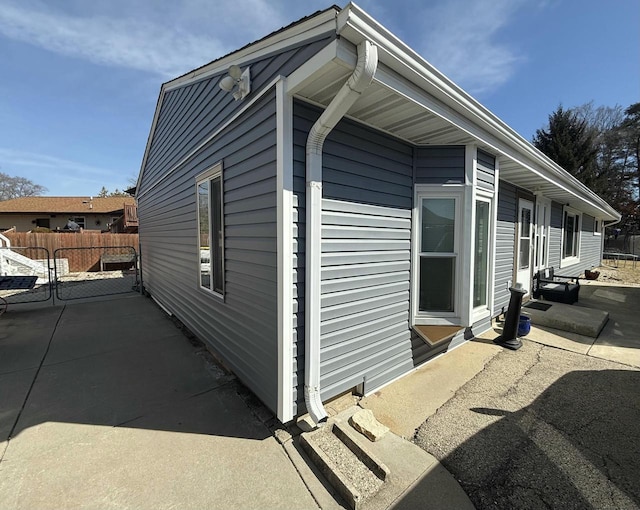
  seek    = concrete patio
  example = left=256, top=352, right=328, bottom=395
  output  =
left=0, top=296, right=318, bottom=509
left=2, top=281, right=638, bottom=509
left=524, top=281, right=640, bottom=367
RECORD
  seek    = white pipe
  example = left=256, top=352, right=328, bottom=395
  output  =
left=304, top=39, right=378, bottom=425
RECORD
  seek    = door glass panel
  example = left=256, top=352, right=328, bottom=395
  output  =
left=519, top=239, right=530, bottom=269
left=473, top=201, right=489, bottom=308
left=421, top=199, right=455, bottom=253
left=419, top=257, right=455, bottom=312
left=521, top=208, right=531, bottom=237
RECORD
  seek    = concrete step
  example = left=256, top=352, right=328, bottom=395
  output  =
left=523, top=300, right=609, bottom=337
left=301, top=419, right=390, bottom=510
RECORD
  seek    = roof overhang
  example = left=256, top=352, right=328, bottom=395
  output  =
left=288, top=3, right=620, bottom=222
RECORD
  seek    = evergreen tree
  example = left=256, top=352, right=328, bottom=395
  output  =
left=532, top=106, right=600, bottom=193
left=534, top=102, right=640, bottom=238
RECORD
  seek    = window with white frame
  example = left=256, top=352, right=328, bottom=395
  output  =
left=593, top=218, right=602, bottom=235
left=562, top=208, right=581, bottom=261
left=197, top=164, right=224, bottom=296
left=473, top=198, right=491, bottom=309
left=71, top=216, right=85, bottom=229
left=414, top=187, right=463, bottom=321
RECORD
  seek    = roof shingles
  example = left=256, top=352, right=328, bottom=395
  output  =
left=0, top=196, right=134, bottom=214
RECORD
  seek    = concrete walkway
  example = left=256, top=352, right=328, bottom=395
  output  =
left=527, top=282, right=640, bottom=367
left=0, top=296, right=317, bottom=509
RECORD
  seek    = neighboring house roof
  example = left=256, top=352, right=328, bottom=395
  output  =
left=0, top=196, right=135, bottom=214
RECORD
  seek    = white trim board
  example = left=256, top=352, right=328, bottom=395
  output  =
left=276, top=79, right=294, bottom=423
left=165, top=11, right=338, bottom=92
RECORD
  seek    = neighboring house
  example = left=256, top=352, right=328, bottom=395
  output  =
left=0, top=196, right=136, bottom=232
left=135, top=4, right=620, bottom=424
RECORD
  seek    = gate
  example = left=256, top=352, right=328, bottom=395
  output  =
left=0, top=246, right=53, bottom=305
left=54, top=246, right=140, bottom=301
left=0, top=245, right=140, bottom=306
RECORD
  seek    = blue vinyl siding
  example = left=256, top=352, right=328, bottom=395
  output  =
left=415, top=146, right=465, bottom=184
left=138, top=90, right=280, bottom=411
left=548, top=201, right=564, bottom=269
left=493, top=180, right=517, bottom=315
left=293, top=100, right=414, bottom=409
left=137, top=36, right=334, bottom=417
left=139, top=35, right=334, bottom=196
left=549, top=206, right=602, bottom=276
left=476, top=149, right=495, bottom=192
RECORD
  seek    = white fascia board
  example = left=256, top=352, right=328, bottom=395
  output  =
left=336, top=3, right=619, bottom=221
left=286, top=38, right=357, bottom=95
left=165, top=11, right=338, bottom=92
left=136, top=85, right=166, bottom=197
left=372, top=64, right=618, bottom=221
left=276, top=79, right=294, bottom=423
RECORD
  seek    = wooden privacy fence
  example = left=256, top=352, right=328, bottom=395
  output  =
left=3, top=232, right=139, bottom=272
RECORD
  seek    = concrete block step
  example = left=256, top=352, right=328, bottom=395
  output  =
left=300, top=419, right=390, bottom=510
left=523, top=300, right=609, bottom=338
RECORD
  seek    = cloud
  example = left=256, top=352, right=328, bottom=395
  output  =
left=0, top=0, right=288, bottom=77
left=0, top=148, right=116, bottom=176
left=0, top=148, right=133, bottom=195
left=418, top=0, right=527, bottom=95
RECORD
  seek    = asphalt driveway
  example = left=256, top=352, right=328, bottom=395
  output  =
left=414, top=336, right=640, bottom=509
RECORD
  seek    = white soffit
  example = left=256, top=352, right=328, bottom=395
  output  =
left=292, top=6, right=619, bottom=221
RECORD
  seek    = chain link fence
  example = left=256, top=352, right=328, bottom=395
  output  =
left=54, top=246, right=140, bottom=301
left=0, top=246, right=53, bottom=305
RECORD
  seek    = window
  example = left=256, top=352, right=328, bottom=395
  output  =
left=518, top=207, right=532, bottom=270
left=71, top=216, right=85, bottom=229
left=473, top=200, right=490, bottom=309
left=562, top=208, right=581, bottom=261
left=416, top=191, right=461, bottom=317
left=35, top=218, right=50, bottom=228
left=594, top=219, right=602, bottom=235
left=197, top=164, right=224, bottom=296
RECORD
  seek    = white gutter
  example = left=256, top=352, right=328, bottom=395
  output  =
left=304, top=39, right=378, bottom=425
left=337, top=3, right=620, bottom=222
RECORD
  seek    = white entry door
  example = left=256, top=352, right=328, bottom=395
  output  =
left=517, top=199, right=534, bottom=294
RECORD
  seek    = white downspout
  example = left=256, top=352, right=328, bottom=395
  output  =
left=304, top=40, right=378, bottom=425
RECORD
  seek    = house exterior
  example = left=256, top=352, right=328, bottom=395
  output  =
left=136, top=4, right=620, bottom=424
left=0, top=196, right=135, bottom=232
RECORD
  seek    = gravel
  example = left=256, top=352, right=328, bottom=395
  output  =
left=313, top=428, right=384, bottom=499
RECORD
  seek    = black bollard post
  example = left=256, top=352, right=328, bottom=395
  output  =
left=494, top=286, right=527, bottom=350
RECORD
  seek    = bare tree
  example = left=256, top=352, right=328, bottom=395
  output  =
left=0, top=172, right=47, bottom=201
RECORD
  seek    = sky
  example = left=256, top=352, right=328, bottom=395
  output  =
left=0, top=0, right=638, bottom=197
